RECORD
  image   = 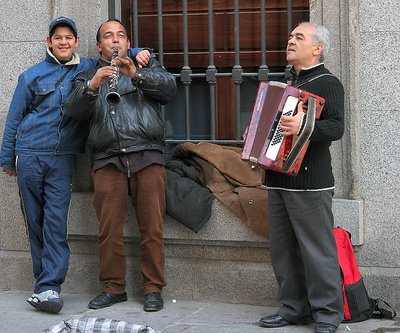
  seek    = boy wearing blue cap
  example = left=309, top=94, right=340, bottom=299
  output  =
left=0, top=16, right=149, bottom=314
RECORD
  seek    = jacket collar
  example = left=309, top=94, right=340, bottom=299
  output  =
left=45, top=48, right=81, bottom=65
left=290, top=63, right=325, bottom=76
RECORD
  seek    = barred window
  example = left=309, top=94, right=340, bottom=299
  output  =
left=119, top=0, right=309, bottom=143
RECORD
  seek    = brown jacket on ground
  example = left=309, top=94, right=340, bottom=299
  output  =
left=175, top=142, right=268, bottom=238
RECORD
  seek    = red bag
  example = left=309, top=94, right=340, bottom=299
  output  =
left=333, top=227, right=396, bottom=322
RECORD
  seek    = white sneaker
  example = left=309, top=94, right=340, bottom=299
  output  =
left=27, top=290, right=63, bottom=314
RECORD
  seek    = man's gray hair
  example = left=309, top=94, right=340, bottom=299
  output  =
left=298, top=22, right=330, bottom=62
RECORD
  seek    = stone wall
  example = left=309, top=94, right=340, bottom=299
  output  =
left=0, top=0, right=109, bottom=292
left=312, top=0, right=400, bottom=308
left=355, top=0, right=400, bottom=307
left=1, top=0, right=400, bottom=310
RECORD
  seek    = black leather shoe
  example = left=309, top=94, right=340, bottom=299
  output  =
left=143, top=292, right=163, bottom=312
left=315, top=323, right=337, bottom=333
left=88, top=291, right=127, bottom=309
left=259, top=314, right=291, bottom=328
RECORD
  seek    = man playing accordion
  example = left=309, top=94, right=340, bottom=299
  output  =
left=258, top=22, right=345, bottom=333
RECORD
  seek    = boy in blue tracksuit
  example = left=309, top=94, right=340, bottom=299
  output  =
left=0, top=16, right=149, bottom=314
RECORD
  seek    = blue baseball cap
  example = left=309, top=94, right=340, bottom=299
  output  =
left=49, top=16, right=78, bottom=35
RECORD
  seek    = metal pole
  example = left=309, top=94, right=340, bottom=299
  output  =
left=232, top=0, right=243, bottom=140
left=258, top=0, right=269, bottom=81
left=132, top=0, right=139, bottom=47
left=206, top=0, right=217, bottom=140
left=180, top=0, right=192, bottom=140
left=287, top=0, right=293, bottom=35
left=157, top=0, right=164, bottom=66
left=108, top=0, right=115, bottom=19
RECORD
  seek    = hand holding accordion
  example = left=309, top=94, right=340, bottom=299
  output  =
left=241, top=81, right=325, bottom=176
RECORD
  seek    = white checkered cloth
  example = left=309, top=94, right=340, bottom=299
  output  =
left=43, top=316, right=155, bottom=333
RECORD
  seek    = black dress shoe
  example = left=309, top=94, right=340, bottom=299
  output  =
left=259, top=314, right=291, bottom=328
left=88, top=291, right=127, bottom=309
left=315, top=323, right=337, bottom=333
left=143, top=292, right=163, bottom=312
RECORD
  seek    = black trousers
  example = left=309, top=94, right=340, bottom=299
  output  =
left=268, top=189, right=344, bottom=327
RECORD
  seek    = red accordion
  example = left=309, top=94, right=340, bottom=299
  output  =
left=241, top=81, right=325, bottom=176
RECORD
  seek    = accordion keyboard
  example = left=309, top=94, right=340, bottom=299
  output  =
left=265, top=95, right=299, bottom=160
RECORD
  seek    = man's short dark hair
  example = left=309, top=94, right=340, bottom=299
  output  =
left=96, top=18, right=125, bottom=42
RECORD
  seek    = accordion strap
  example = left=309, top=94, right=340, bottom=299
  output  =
left=282, top=97, right=317, bottom=172
left=294, top=73, right=334, bottom=88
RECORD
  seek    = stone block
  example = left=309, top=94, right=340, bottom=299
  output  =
left=69, top=192, right=267, bottom=243
left=360, top=0, right=400, bottom=32
left=193, top=260, right=277, bottom=306
left=360, top=111, right=400, bottom=194
left=0, top=256, right=33, bottom=291
left=0, top=3, right=48, bottom=42
left=0, top=177, right=29, bottom=251
left=360, top=33, right=400, bottom=111
left=357, top=110, right=400, bottom=264
left=362, top=267, right=400, bottom=311
left=0, top=42, right=44, bottom=124
left=63, top=254, right=103, bottom=294
left=163, top=258, right=197, bottom=300
left=357, top=196, right=400, bottom=268
left=333, top=198, right=364, bottom=245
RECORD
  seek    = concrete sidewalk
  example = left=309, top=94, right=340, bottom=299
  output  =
left=0, top=289, right=399, bottom=333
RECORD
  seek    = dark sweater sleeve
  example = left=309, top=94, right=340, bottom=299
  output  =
left=309, top=77, right=345, bottom=142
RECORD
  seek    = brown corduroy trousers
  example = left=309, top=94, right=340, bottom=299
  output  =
left=92, top=164, right=166, bottom=295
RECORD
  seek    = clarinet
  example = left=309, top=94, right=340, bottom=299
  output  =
left=105, top=47, right=121, bottom=106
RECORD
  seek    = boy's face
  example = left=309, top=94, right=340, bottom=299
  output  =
left=47, top=26, right=80, bottom=62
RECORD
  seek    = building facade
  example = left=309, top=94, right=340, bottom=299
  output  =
left=0, top=0, right=399, bottom=309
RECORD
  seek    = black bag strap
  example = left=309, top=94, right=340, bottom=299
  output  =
left=26, top=66, right=72, bottom=115
left=372, top=298, right=397, bottom=319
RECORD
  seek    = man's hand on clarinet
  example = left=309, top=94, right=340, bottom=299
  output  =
left=113, top=56, right=137, bottom=78
left=88, top=50, right=148, bottom=91
left=88, top=66, right=119, bottom=90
